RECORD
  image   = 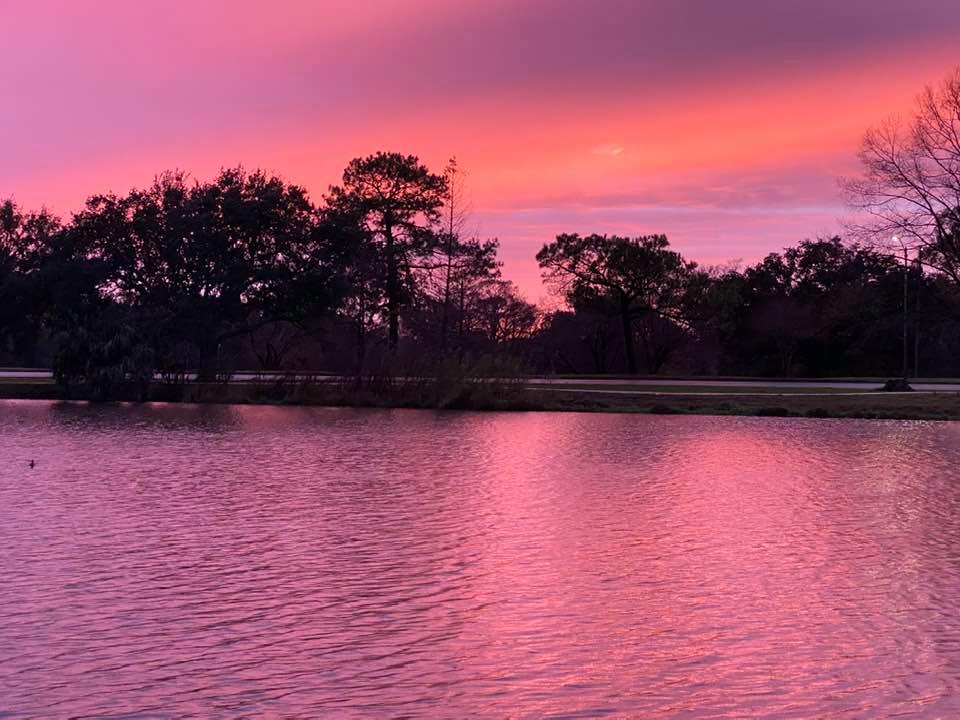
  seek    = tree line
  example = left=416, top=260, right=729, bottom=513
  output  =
left=0, top=154, right=539, bottom=397
left=2, top=69, right=960, bottom=393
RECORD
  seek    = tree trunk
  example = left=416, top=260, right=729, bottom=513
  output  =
left=196, top=336, right=220, bottom=382
left=440, top=236, right=454, bottom=355
left=588, top=321, right=608, bottom=373
left=620, top=296, right=637, bottom=374
left=355, top=299, right=366, bottom=380
left=638, top=321, right=665, bottom=374
left=385, top=225, right=400, bottom=354
left=455, top=279, right=467, bottom=362
left=441, top=160, right=458, bottom=357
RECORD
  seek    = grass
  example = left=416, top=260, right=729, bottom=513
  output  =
left=544, top=373, right=960, bottom=384
left=0, top=381, right=62, bottom=399
left=526, top=383, right=887, bottom=395
left=525, top=387, right=960, bottom=421
left=2, top=374, right=960, bottom=420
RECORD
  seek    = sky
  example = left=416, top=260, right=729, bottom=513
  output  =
left=3, top=0, right=960, bottom=299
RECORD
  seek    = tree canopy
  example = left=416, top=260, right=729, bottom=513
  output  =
left=63, top=168, right=348, bottom=380
left=537, top=233, right=696, bottom=373
left=326, top=152, right=448, bottom=353
left=4, top=135, right=960, bottom=393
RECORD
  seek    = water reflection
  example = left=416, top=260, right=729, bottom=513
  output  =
left=2, top=402, right=960, bottom=717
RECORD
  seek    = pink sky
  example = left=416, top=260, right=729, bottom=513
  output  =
left=3, top=1, right=959, bottom=299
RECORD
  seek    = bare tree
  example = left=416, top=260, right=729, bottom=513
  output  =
left=463, top=279, right=539, bottom=346
left=842, top=68, right=960, bottom=282
left=437, top=157, right=476, bottom=354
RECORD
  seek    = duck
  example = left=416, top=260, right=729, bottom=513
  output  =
left=28, top=460, right=34, bottom=469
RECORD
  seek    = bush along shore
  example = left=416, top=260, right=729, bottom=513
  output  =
left=0, top=375, right=538, bottom=411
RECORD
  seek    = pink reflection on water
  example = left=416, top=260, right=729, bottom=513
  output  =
left=1, top=405, right=960, bottom=716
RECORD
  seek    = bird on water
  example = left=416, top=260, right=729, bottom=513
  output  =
left=29, top=460, right=34, bottom=469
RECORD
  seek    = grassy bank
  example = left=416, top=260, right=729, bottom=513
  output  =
left=527, top=388, right=960, bottom=421
left=527, top=383, right=885, bottom=394
left=0, top=376, right=539, bottom=411
left=2, top=376, right=960, bottom=420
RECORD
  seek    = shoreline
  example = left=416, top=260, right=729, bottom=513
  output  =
left=2, top=380, right=959, bottom=421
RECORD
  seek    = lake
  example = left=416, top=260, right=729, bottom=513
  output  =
left=2, top=401, right=960, bottom=718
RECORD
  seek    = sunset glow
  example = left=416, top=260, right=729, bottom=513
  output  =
left=7, top=6, right=960, bottom=715
left=4, top=0, right=959, bottom=296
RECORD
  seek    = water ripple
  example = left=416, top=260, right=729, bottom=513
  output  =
left=2, top=403, right=960, bottom=717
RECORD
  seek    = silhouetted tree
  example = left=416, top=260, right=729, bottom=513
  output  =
left=437, top=157, right=473, bottom=354
left=326, top=152, right=447, bottom=353
left=339, top=224, right=388, bottom=374
left=0, top=201, right=62, bottom=364
left=530, top=309, right=618, bottom=373
left=13, top=148, right=960, bottom=386
left=635, top=313, right=688, bottom=374
left=65, top=168, right=347, bottom=382
left=843, top=68, right=960, bottom=282
left=460, top=279, right=538, bottom=351
left=537, top=234, right=695, bottom=373
left=404, top=237, right=508, bottom=357
left=447, top=238, right=501, bottom=351
left=685, top=238, right=908, bottom=376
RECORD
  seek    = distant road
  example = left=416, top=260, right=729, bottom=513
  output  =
left=530, top=377, right=960, bottom=392
left=3, top=369, right=960, bottom=394
left=0, top=370, right=52, bottom=379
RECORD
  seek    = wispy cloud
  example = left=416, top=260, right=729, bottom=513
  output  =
left=592, top=144, right=625, bottom=157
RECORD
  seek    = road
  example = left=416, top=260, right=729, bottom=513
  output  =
left=530, top=377, right=960, bottom=392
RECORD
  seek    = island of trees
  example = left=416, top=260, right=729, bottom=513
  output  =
left=2, top=70, right=959, bottom=401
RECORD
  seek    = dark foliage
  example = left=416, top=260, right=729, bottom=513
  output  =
left=4, top=156, right=960, bottom=396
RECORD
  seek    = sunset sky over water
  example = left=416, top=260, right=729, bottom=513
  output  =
left=4, top=0, right=960, bottom=297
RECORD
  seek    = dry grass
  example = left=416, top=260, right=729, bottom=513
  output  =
left=527, top=388, right=960, bottom=420
left=4, top=374, right=960, bottom=420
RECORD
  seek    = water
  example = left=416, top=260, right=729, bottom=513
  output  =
left=2, top=402, right=960, bottom=718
